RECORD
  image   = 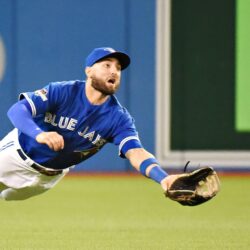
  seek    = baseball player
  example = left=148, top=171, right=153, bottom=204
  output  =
left=0, top=47, right=219, bottom=204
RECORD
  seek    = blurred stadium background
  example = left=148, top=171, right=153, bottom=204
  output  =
left=0, top=0, right=250, bottom=174
left=0, top=1, right=250, bottom=250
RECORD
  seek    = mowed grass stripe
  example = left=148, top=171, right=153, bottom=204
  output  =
left=0, top=176, right=249, bottom=250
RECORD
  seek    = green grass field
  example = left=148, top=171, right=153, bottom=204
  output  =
left=0, top=175, right=249, bottom=250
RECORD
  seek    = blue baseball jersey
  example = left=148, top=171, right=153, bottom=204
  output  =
left=18, top=80, right=141, bottom=169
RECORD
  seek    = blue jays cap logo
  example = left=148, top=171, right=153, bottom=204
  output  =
left=103, top=48, right=116, bottom=53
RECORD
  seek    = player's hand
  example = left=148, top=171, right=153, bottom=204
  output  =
left=36, top=131, right=64, bottom=151
left=160, top=175, right=180, bottom=191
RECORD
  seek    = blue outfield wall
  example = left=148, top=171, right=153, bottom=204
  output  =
left=0, top=0, right=156, bottom=172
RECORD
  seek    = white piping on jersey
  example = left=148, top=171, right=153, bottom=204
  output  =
left=20, top=93, right=37, bottom=117
left=118, top=136, right=140, bottom=153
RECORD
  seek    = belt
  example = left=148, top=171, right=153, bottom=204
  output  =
left=17, top=149, right=63, bottom=176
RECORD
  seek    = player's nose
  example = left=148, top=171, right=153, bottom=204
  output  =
left=110, top=66, right=119, bottom=75
left=111, top=61, right=121, bottom=73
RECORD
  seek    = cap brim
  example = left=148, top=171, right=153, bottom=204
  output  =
left=96, top=52, right=130, bottom=70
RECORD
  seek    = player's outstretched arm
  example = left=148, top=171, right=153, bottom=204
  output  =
left=125, top=148, right=220, bottom=206
left=125, top=147, right=171, bottom=190
left=125, top=148, right=201, bottom=191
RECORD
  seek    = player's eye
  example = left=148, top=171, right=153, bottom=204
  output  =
left=116, top=64, right=121, bottom=71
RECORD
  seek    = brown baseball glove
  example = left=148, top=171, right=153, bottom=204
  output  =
left=165, top=165, right=220, bottom=206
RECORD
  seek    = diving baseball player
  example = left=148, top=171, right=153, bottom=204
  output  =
left=0, top=47, right=219, bottom=204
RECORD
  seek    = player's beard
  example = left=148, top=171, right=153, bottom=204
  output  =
left=91, top=76, right=120, bottom=95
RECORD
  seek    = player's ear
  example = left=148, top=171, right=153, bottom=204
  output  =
left=85, top=67, right=92, bottom=77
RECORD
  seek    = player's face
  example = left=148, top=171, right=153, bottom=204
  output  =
left=89, top=58, right=121, bottom=95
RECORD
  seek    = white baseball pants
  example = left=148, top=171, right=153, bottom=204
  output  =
left=0, top=129, right=69, bottom=201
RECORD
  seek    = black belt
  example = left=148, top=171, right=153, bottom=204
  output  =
left=17, top=149, right=63, bottom=176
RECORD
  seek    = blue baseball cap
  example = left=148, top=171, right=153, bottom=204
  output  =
left=85, top=47, right=130, bottom=70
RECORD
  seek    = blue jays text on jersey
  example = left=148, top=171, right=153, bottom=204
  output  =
left=18, top=80, right=141, bottom=169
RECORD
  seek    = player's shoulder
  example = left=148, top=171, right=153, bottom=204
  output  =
left=109, top=95, right=125, bottom=111
left=48, top=80, right=85, bottom=95
left=49, top=80, right=85, bottom=90
left=109, top=95, right=133, bottom=120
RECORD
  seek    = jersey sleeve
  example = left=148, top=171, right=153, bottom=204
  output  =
left=112, top=108, right=143, bottom=158
left=18, top=82, right=64, bottom=117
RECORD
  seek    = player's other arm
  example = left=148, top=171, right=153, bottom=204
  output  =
left=7, top=99, right=64, bottom=151
left=125, top=148, right=177, bottom=191
left=35, top=131, right=64, bottom=151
